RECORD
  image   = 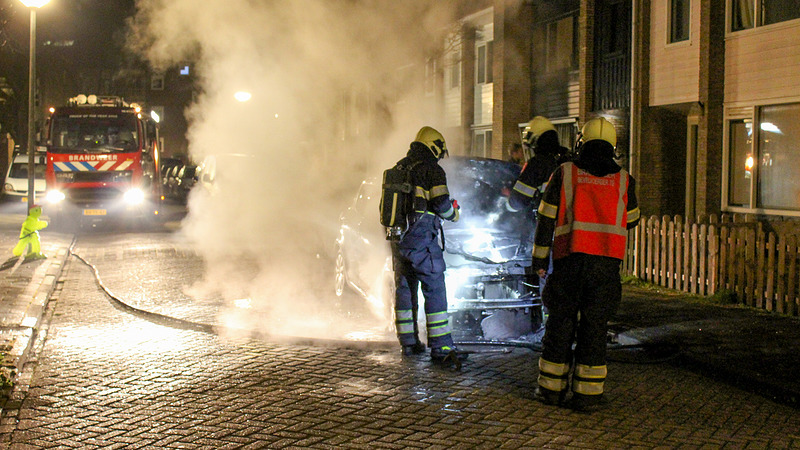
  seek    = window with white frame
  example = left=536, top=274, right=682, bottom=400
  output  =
left=730, top=0, right=800, bottom=32
left=449, top=54, right=461, bottom=89
left=727, top=119, right=752, bottom=207
left=472, top=129, right=492, bottom=157
left=476, top=41, right=493, bottom=85
left=726, top=103, right=800, bottom=212
left=669, top=0, right=690, bottom=43
left=546, top=15, right=578, bottom=72
left=424, top=58, right=437, bottom=96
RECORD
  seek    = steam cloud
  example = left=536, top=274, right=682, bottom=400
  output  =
left=127, top=0, right=459, bottom=340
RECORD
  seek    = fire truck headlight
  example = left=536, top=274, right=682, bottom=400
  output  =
left=123, top=188, right=145, bottom=205
left=46, top=190, right=66, bottom=204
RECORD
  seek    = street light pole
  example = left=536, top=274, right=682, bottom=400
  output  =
left=19, top=0, right=50, bottom=211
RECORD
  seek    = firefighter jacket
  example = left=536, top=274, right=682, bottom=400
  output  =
left=508, top=153, right=559, bottom=212
left=395, top=143, right=457, bottom=255
left=508, top=135, right=570, bottom=212
left=532, top=160, right=639, bottom=272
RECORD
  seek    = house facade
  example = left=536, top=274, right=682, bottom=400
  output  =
left=404, top=0, right=800, bottom=223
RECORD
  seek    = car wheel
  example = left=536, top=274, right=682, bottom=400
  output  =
left=334, top=243, right=347, bottom=297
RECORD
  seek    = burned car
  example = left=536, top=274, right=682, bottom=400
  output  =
left=335, top=157, right=542, bottom=345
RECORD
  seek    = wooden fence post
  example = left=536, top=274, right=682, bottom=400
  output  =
left=776, top=234, right=786, bottom=314
left=736, top=227, right=746, bottom=304
left=756, top=229, right=767, bottom=309
left=690, top=224, right=699, bottom=294
left=699, top=224, right=708, bottom=295
left=660, top=216, right=669, bottom=286
left=745, top=227, right=756, bottom=307
left=789, top=235, right=798, bottom=316
left=675, top=216, right=684, bottom=290
left=668, top=217, right=676, bottom=289
left=638, top=218, right=647, bottom=280
left=708, top=224, right=718, bottom=295
left=719, top=226, right=728, bottom=292
left=762, top=232, right=773, bottom=311
left=647, top=216, right=657, bottom=282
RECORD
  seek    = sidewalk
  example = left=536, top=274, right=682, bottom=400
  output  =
left=0, top=226, right=798, bottom=410
left=0, top=227, right=71, bottom=406
left=614, top=283, right=800, bottom=407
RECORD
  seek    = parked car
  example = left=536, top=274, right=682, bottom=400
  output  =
left=335, top=156, right=542, bottom=345
left=159, top=157, right=183, bottom=178
left=175, top=164, right=198, bottom=202
left=163, top=165, right=182, bottom=200
left=2, top=152, right=47, bottom=203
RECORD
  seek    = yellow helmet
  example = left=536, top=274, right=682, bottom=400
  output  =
left=414, top=126, right=448, bottom=159
left=522, top=116, right=556, bottom=146
left=579, top=117, right=616, bottom=148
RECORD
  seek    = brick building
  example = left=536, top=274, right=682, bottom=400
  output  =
left=382, top=0, right=800, bottom=222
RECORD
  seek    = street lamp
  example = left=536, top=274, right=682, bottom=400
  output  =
left=19, top=0, right=50, bottom=210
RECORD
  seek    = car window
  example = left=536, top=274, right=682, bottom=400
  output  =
left=9, top=163, right=46, bottom=179
left=354, top=181, right=378, bottom=214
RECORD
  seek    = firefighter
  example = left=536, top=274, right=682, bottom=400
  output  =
left=506, top=116, right=569, bottom=213
left=12, top=204, right=49, bottom=260
left=531, top=117, right=640, bottom=411
left=392, top=126, right=465, bottom=364
left=506, top=116, right=571, bottom=329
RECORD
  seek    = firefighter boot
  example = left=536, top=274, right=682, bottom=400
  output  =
left=430, top=345, right=468, bottom=369
left=402, top=341, right=426, bottom=356
left=533, top=387, right=566, bottom=406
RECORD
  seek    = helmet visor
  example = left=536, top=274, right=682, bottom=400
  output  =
left=433, top=138, right=448, bottom=159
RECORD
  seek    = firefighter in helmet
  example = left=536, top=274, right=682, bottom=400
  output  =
left=391, top=126, right=466, bottom=364
left=531, top=117, right=640, bottom=411
left=506, top=116, right=570, bottom=213
left=506, top=116, right=572, bottom=329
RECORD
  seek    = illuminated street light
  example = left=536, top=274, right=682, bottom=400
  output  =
left=19, top=0, right=50, bottom=210
left=234, top=91, right=252, bottom=102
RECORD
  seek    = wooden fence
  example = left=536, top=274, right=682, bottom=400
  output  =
left=621, top=214, right=800, bottom=317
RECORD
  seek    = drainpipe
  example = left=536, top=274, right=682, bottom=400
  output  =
left=629, top=0, right=641, bottom=277
left=629, top=0, right=640, bottom=180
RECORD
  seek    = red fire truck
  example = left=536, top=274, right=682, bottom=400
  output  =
left=43, top=95, right=163, bottom=226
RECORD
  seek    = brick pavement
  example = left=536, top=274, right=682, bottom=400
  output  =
left=0, top=217, right=71, bottom=400
left=0, top=232, right=798, bottom=448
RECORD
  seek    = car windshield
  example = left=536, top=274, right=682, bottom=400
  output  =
left=441, top=157, right=534, bottom=264
left=50, top=113, right=139, bottom=154
left=9, top=162, right=46, bottom=179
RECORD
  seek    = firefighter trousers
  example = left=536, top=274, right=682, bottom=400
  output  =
left=537, top=253, right=622, bottom=401
left=391, top=242, right=453, bottom=350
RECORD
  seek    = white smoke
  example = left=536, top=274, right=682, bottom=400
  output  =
left=127, top=0, right=459, bottom=340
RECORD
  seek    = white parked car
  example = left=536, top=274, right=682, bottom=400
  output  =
left=335, top=156, right=543, bottom=345
left=3, top=153, right=47, bottom=203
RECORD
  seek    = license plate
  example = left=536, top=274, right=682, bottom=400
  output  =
left=21, top=197, right=27, bottom=203
left=83, top=209, right=107, bottom=216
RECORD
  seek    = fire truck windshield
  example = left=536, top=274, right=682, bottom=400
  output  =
left=50, top=114, right=139, bottom=154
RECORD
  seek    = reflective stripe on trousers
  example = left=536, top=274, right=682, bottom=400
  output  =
left=572, top=364, right=607, bottom=396
left=537, top=357, right=570, bottom=393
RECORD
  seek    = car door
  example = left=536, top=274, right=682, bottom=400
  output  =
left=341, top=180, right=389, bottom=294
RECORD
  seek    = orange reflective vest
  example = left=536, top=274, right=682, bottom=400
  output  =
left=552, top=162, right=630, bottom=260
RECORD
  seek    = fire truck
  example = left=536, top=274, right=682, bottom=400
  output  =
left=43, top=95, right=163, bottom=227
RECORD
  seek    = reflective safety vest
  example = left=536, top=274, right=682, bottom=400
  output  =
left=552, top=162, right=629, bottom=260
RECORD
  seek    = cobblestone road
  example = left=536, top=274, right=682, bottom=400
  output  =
left=1, top=231, right=799, bottom=448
